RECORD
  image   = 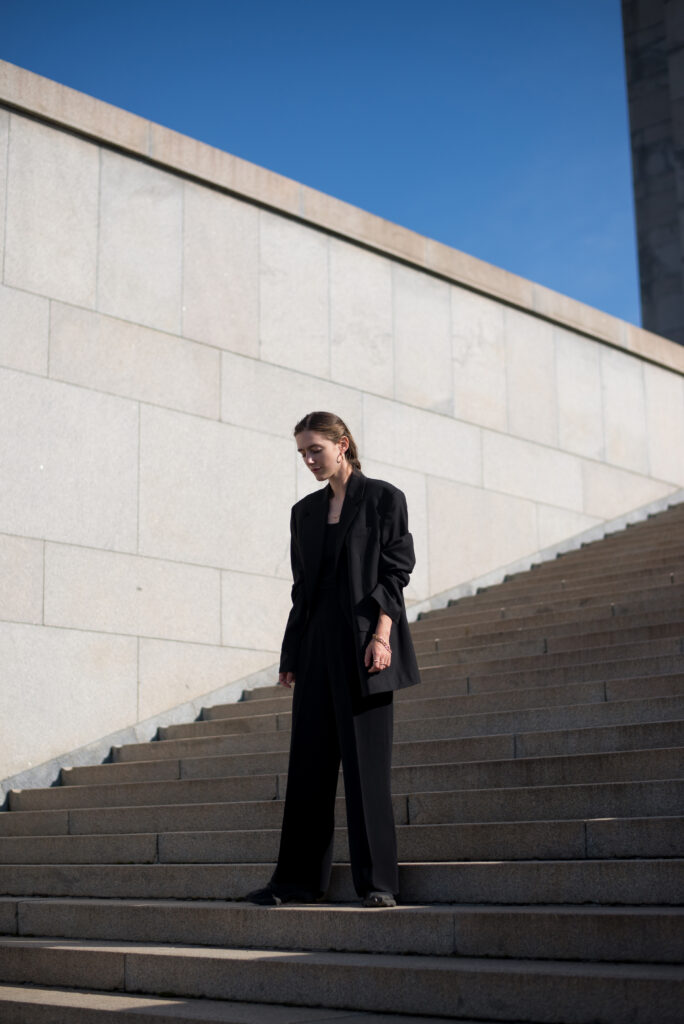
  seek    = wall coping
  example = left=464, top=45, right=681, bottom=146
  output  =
left=1, top=58, right=682, bottom=376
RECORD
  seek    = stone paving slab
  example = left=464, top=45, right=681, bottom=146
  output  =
left=0, top=859, right=681, bottom=904
left=0, top=984, right=453, bottom=1024
left=0, top=937, right=682, bottom=1023
left=1, top=898, right=682, bottom=963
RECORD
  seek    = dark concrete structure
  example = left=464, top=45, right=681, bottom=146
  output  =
left=622, top=0, right=684, bottom=345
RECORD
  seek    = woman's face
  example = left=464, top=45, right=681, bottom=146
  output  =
left=295, top=430, right=348, bottom=481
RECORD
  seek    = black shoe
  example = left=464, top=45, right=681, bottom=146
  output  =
left=243, top=884, right=323, bottom=906
left=244, top=885, right=282, bottom=906
left=363, top=891, right=397, bottom=908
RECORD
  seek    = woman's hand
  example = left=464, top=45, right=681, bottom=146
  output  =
left=364, top=638, right=391, bottom=674
left=278, top=671, right=295, bottom=688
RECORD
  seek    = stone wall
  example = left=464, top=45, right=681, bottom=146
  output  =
left=1, top=59, right=683, bottom=785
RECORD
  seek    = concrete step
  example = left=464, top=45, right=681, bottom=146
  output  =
left=485, top=542, right=684, bottom=576
left=415, top=633, right=549, bottom=666
left=61, top=678, right=684, bottom=786
left=10, top=812, right=682, bottom=867
left=422, top=655, right=684, bottom=692
left=412, top=619, right=684, bottom=657
left=210, top=625, right=684, bottom=713
left=1, top=794, right=679, bottom=860
left=404, top=777, right=684, bottom=825
left=0, top=985, right=452, bottom=1024
left=504, top=547, right=684, bottom=582
left=416, top=635, right=684, bottom=673
left=396, top=695, right=684, bottom=743
left=0, top=813, right=681, bottom=863
left=2, top=898, right=683, bottom=964
left=203, top=692, right=684, bottom=745
left=147, top=815, right=684, bottom=864
left=511, top=717, right=684, bottom=758
left=409, top=607, right=684, bottom=646
left=459, top=556, right=684, bottom=591
left=393, top=745, right=684, bottom=792
left=411, top=672, right=684, bottom=705
left=160, top=714, right=282, bottom=741
left=159, top=693, right=684, bottom=750
left=203, top=694, right=291, bottom=720
left=497, top=538, right=684, bottom=568
left=40, top=743, right=684, bottom=800
left=239, top=684, right=289, bottom=702
left=0, top=936, right=682, bottom=1022
left=0, top=858, right=681, bottom=903
left=506, top=548, right=684, bottom=584
left=398, top=675, right=684, bottom=715
left=412, top=594, right=684, bottom=640
left=101, top=679, right=684, bottom=757
left=415, top=634, right=680, bottom=673
left=429, top=574, right=684, bottom=617
left=9, top=696, right=679, bottom=806
left=100, top=715, right=684, bottom=770
left=469, top=563, right=684, bottom=604
left=1, top=786, right=682, bottom=862
left=208, top=670, right=684, bottom=727
left=420, top=583, right=684, bottom=627
left=182, top=672, right=684, bottom=746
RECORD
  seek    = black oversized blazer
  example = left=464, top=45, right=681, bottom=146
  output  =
left=279, top=468, right=421, bottom=697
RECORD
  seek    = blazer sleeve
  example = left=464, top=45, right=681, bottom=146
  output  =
left=369, top=487, right=416, bottom=623
left=279, top=506, right=307, bottom=673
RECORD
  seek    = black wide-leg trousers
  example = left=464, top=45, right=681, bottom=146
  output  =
left=270, top=585, right=398, bottom=899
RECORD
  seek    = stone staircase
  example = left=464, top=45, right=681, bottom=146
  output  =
left=0, top=501, right=683, bottom=1023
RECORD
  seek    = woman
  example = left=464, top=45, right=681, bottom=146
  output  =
left=245, top=411, right=420, bottom=907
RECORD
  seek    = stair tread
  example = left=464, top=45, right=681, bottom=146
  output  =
left=1, top=858, right=681, bottom=905
left=47, top=738, right=683, bottom=804
left=0, top=983, right=453, bottom=1024
left=2, top=933, right=684, bottom=974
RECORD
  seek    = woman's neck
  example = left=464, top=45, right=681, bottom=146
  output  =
left=328, top=462, right=353, bottom=500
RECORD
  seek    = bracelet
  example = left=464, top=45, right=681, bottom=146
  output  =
left=371, top=633, right=392, bottom=654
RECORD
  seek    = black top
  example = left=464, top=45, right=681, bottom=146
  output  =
left=317, top=521, right=339, bottom=593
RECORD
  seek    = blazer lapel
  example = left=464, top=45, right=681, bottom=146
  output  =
left=333, top=469, right=366, bottom=571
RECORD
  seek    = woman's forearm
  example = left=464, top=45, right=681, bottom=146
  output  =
left=375, top=609, right=392, bottom=641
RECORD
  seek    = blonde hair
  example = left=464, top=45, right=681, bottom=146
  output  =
left=293, top=411, right=361, bottom=470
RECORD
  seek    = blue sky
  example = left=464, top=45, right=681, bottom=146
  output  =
left=3, top=0, right=640, bottom=324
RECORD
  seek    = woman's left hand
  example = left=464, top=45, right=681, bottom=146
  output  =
left=364, top=638, right=391, bottom=674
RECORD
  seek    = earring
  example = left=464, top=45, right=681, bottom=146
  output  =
left=337, top=452, right=342, bottom=463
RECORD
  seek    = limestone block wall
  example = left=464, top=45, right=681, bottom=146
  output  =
left=1, top=60, right=683, bottom=786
